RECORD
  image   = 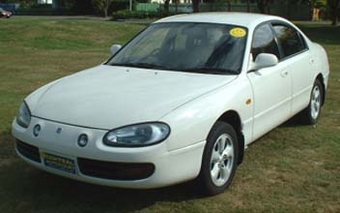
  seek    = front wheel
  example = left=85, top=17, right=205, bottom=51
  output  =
left=198, top=121, right=239, bottom=196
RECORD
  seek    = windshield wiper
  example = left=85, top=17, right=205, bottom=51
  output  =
left=182, top=67, right=238, bottom=75
left=110, top=62, right=168, bottom=70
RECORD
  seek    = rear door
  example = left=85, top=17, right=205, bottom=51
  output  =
left=272, top=24, right=315, bottom=115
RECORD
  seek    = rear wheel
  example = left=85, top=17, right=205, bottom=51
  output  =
left=198, top=121, right=239, bottom=196
left=301, top=79, right=323, bottom=125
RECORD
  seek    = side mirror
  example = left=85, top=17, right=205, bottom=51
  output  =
left=248, top=53, right=278, bottom=72
left=110, top=44, right=122, bottom=55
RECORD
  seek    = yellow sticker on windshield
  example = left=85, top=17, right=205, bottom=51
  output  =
left=230, top=28, right=247, bottom=38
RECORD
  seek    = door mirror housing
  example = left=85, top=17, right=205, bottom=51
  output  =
left=248, top=53, right=278, bottom=72
left=110, top=44, right=122, bottom=56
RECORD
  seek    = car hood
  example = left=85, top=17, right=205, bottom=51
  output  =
left=27, top=65, right=236, bottom=129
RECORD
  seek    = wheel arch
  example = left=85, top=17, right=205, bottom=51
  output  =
left=216, top=110, right=244, bottom=165
left=316, top=74, right=326, bottom=106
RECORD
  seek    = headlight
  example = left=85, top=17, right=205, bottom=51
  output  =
left=16, top=101, right=31, bottom=128
left=104, top=122, right=170, bottom=147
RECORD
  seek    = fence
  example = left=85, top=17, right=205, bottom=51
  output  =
left=0, top=3, right=20, bottom=12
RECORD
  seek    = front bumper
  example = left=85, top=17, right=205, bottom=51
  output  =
left=12, top=117, right=205, bottom=188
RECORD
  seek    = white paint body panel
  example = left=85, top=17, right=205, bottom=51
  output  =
left=247, top=60, right=292, bottom=141
left=26, top=65, right=236, bottom=130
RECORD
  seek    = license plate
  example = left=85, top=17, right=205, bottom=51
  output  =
left=41, top=152, right=76, bottom=174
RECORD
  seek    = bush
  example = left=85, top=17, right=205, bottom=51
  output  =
left=16, top=7, right=74, bottom=15
left=112, top=10, right=173, bottom=20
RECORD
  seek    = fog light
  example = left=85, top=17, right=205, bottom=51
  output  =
left=78, top=134, right=88, bottom=147
left=33, top=124, right=41, bottom=137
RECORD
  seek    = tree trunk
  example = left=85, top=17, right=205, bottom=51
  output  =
left=192, top=0, right=199, bottom=13
left=330, top=0, right=340, bottom=26
left=175, top=0, right=178, bottom=13
left=104, top=7, right=108, bottom=17
left=247, top=0, right=250, bottom=12
left=164, top=0, right=170, bottom=13
left=256, top=0, right=271, bottom=14
left=257, top=0, right=264, bottom=13
left=227, top=0, right=231, bottom=11
left=104, top=0, right=108, bottom=18
left=331, top=9, right=338, bottom=26
left=332, top=0, right=340, bottom=26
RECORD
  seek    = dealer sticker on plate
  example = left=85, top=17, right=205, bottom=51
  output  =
left=41, top=152, right=76, bottom=174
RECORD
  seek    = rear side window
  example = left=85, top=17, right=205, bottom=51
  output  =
left=251, top=24, right=280, bottom=61
left=272, top=24, right=307, bottom=58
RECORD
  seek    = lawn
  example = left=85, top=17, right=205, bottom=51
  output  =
left=0, top=16, right=339, bottom=213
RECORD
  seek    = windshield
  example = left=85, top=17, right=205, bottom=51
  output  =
left=107, top=23, right=248, bottom=75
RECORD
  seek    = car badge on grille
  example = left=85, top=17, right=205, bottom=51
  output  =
left=56, top=127, right=62, bottom=134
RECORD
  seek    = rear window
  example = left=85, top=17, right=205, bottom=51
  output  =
left=272, top=24, right=307, bottom=58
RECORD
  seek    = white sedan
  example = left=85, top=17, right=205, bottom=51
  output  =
left=12, top=12, right=329, bottom=195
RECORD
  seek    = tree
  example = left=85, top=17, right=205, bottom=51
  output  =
left=91, top=0, right=114, bottom=17
left=327, top=0, right=340, bottom=25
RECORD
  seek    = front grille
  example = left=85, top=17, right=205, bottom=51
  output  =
left=16, top=140, right=41, bottom=163
left=78, top=158, right=155, bottom=181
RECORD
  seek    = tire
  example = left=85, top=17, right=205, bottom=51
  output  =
left=300, top=79, right=323, bottom=125
left=198, top=121, right=239, bottom=196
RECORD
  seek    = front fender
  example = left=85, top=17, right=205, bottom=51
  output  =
left=161, top=75, right=253, bottom=151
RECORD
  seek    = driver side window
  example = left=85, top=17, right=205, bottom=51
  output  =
left=251, top=24, right=280, bottom=61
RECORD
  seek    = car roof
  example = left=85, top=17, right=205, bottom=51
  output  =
left=154, top=12, right=288, bottom=29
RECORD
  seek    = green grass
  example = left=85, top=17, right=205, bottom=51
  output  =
left=0, top=17, right=339, bottom=213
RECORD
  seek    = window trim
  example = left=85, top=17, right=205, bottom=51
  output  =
left=251, top=21, right=282, bottom=61
left=250, top=20, right=311, bottom=65
left=270, top=21, right=309, bottom=61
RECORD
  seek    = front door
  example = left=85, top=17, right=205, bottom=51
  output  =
left=247, top=23, right=292, bottom=141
